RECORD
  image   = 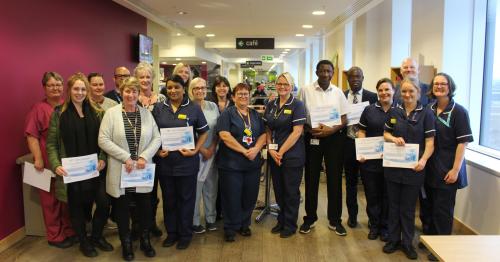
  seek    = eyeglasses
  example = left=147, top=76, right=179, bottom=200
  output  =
left=114, top=74, right=130, bottom=79
left=433, top=82, right=449, bottom=87
left=275, top=83, right=290, bottom=87
left=193, top=86, right=207, bottom=91
left=235, top=93, right=249, bottom=97
left=46, top=83, right=63, bottom=89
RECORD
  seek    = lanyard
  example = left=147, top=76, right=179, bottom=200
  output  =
left=123, top=107, right=139, bottom=149
left=237, top=108, right=252, bottom=135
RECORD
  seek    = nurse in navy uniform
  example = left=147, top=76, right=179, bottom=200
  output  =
left=152, top=75, right=209, bottom=250
left=423, top=73, right=473, bottom=261
left=263, top=72, right=306, bottom=238
left=215, top=83, right=266, bottom=242
left=357, top=78, right=395, bottom=241
left=382, top=77, right=435, bottom=260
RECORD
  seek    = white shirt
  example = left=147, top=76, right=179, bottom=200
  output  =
left=347, top=88, right=364, bottom=104
left=297, top=81, right=349, bottom=127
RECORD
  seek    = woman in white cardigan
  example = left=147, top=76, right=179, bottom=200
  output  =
left=98, top=77, right=161, bottom=261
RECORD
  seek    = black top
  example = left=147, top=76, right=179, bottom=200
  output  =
left=104, top=89, right=122, bottom=103
left=383, top=102, right=436, bottom=185
left=263, top=95, right=307, bottom=167
left=215, top=106, right=265, bottom=171
left=426, top=100, right=473, bottom=189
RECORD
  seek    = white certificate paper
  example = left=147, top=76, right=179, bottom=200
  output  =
left=160, top=126, right=195, bottom=151
left=310, top=105, right=341, bottom=128
left=355, top=136, right=384, bottom=160
left=120, top=164, right=155, bottom=188
left=23, top=162, right=55, bottom=192
left=383, top=143, right=419, bottom=169
left=61, top=153, right=99, bottom=184
left=347, top=101, right=369, bottom=126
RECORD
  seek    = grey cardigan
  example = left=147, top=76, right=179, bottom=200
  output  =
left=98, top=104, right=161, bottom=198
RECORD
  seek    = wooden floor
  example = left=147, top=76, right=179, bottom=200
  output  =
left=0, top=176, right=457, bottom=261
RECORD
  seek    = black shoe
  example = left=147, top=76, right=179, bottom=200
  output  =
left=280, top=230, right=295, bottom=238
left=379, top=232, right=389, bottom=242
left=368, top=228, right=379, bottom=240
left=150, top=224, right=163, bottom=237
left=347, top=217, right=358, bottom=228
left=401, top=244, right=418, bottom=260
left=224, top=233, right=235, bottom=242
left=162, top=235, right=177, bottom=247
left=428, top=252, right=439, bottom=261
left=140, top=231, right=156, bottom=257
left=121, top=238, right=134, bottom=261
left=299, top=222, right=316, bottom=234
left=239, top=227, right=251, bottom=237
left=271, top=223, right=283, bottom=234
left=48, top=237, right=74, bottom=249
left=192, top=225, right=206, bottom=234
left=206, top=222, right=218, bottom=231
left=90, top=236, right=114, bottom=251
left=79, top=238, right=98, bottom=257
left=176, top=239, right=191, bottom=250
left=383, top=241, right=400, bottom=254
left=328, top=223, right=347, bottom=236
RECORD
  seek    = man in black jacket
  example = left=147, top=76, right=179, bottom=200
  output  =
left=342, top=66, right=377, bottom=228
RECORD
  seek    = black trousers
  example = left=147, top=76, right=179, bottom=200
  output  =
left=67, top=183, right=97, bottom=240
left=303, top=132, right=345, bottom=225
left=270, top=162, right=303, bottom=232
left=159, top=174, right=197, bottom=241
left=81, top=172, right=110, bottom=239
left=219, top=168, right=260, bottom=235
left=386, top=180, right=420, bottom=245
left=419, top=187, right=432, bottom=235
left=150, top=169, right=160, bottom=226
left=343, top=137, right=359, bottom=220
left=421, top=185, right=458, bottom=235
left=360, top=169, right=388, bottom=232
left=113, top=192, right=151, bottom=242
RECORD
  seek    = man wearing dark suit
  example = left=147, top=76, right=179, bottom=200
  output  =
left=342, top=66, right=378, bottom=228
left=104, top=66, right=130, bottom=103
left=393, top=58, right=431, bottom=106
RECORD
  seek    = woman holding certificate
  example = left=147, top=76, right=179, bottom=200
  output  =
left=215, top=83, right=266, bottom=242
left=382, top=77, right=435, bottom=260
left=152, top=75, right=208, bottom=250
left=47, top=73, right=107, bottom=257
left=357, top=78, right=395, bottom=242
left=98, top=77, right=161, bottom=261
left=423, top=73, right=473, bottom=261
left=263, top=72, right=306, bottom=238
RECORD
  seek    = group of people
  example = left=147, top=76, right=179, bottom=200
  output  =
left=24, top=57, right=472, bottom=261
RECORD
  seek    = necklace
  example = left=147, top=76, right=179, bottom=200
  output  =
left=123, top=106, right=139, bottom=149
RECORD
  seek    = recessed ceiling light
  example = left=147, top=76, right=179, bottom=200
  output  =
left=285, top=48, right=290, bottom=51
left=177, top=11, right=187, bottom=15
left=206, top=33, right=215, bottom=37
left=194, top=24, right=205, bottom=29
left=201, top=61, right=207, bottom=64
left=295, top=33, right=305, bottom=37
left=302, top=25, right=313, bottom=29
left=161, top=62, right=167, bottom=64
left=172, top=63, right=177, bottom=66
left=282, top=51, right=289, bottom=54
left=175, top=58, right=181, bottom=61
left=312, top=10, right=325, bottom=15
left=176, top=33, right=182, bottom=36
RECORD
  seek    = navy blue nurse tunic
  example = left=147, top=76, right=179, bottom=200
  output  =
left=384, top=102, right=436, bottom=185
left=427, top=100, right=473, bottom=189
left=263, top=95, right=307, bottom=167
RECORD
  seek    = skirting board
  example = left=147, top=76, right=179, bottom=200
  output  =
left=0, top=227, right=25, bottom=254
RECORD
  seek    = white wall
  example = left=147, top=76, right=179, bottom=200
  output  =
left=411, top=0, right=444, bottom=70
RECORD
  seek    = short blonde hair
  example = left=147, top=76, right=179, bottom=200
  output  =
left=119, top=77, right=141, bottom=95
left=173, top=62, right=192, bottom=83
left=134, top=62, right=154, bottom=80
left=276, top=72, right=295, bottom=88
left=188, top=77, right=207, bottom=101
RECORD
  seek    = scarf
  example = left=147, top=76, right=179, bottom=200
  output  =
left=60, top=100, right=100, bottom=157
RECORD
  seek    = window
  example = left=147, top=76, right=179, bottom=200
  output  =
left=480, top=0, right=500, bottom=153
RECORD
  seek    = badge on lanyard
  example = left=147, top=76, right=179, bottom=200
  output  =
left=390, top=118, right=397, bottom=124
left=244, top=128, right=252, bottom=136
left=284, top=109, right=292, bottom=115
left=242, top=135, right=253, bottom=146
left=178, top=114, right=187, bottom=120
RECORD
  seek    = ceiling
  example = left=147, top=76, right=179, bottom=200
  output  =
left=115, top=0, right=366, bottom=61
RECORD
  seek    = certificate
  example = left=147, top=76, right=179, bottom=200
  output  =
left=23, top=162, right=55, bottom=192
left=309, top=105, right=341, bottom=128
left=347, top=101, right=369, bottom=126
left=120, top=164, right=155, bottom=188
left=61, top=153, right=99, bottom=184
left=383, top=143, right=419, bottom=169
left=355, top=136, right=384, bottom=160
left=160, top=126, right=195, bottom=151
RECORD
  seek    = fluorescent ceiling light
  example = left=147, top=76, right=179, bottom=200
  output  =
left=302, top=25, right=313, bottom=29
left=194, top=24, right=205, bottom=29
left=295, top=33, right=304, bottom=37
left=172, top=63, right=177, bottom=66
left=285, top=48, right=290, bottom=51
left=175, top=58, right=181, bottom=61
left=176, top=33, right=182, bottom=36
left=201, top=61, right=207, bottom=64
left=206, top=33, right=215, bottom=37
left=178, top=11, right=187, bottom=15
left=312, top=10, right=325, bottom=15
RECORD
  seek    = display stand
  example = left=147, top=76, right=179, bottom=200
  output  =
left=254, top=151, right=279, bottom=223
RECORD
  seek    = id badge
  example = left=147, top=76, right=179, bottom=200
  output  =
left=310, top=138, right=320, bottom=145
left=268, top=143, right=278, bottom=150
left=244, top=128, right=252, bottom=136
left=242, top=135, right=253, bottom=146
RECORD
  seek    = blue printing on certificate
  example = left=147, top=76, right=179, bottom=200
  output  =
left=374, top=141, right=384, bottom=153
left=66, top=160, right=97, bottom=176
left=330, top=108, right=339, bottom=120
left=123, top=167, right=154, bottom=182
left=167, top=131, right=193, bottom=147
